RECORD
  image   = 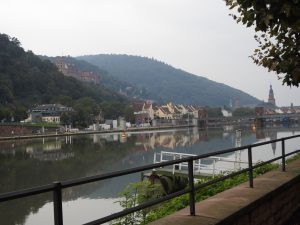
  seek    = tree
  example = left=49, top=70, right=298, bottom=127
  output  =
left=100, top=101, right=132, bottom=120
left=0, top=107, right=13, bottom=122
left=113, top=180, right=163, bottom=225
left=73, top=97, right=100, bottom=127
left=60, top=111, right=74, bottom=125
left=124, top=105, right=135, bottom=123
left=206, top=107, right=223, bottom=118
left=13, top=106, right=27, bottom=122
left=232, top=107, right=255, bottom=117
left=225, top=0, right=300, bottom=86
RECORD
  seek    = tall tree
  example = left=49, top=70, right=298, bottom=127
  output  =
left=225, top=0, right=300, bottom=86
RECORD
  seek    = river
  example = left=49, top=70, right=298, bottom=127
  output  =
left=0, top=125, right=300, bottom=225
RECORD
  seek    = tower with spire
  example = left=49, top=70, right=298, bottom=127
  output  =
left=268, top=85, right=276, bottom=106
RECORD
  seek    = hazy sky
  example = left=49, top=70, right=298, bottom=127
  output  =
left=1, top=0, right=299, bottom=106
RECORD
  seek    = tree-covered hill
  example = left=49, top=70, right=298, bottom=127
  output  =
left=42, top=56, right=151, bottom=100
left=78, top=54, right=261, bottom=107
left=0, top=34, right=126, bottom=122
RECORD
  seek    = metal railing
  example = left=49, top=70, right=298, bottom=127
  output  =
left=1, top=134, right=300, bottom=225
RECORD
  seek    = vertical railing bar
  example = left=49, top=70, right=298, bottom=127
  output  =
left=53, top=182, right=63, bottom=225
left=188, top=157, right=195, bottom=216
left=248, top=147, right=254, bottom=188
left=282, top=140, right=286, bottom=172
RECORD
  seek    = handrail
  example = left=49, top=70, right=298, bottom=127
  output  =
left=0, top=134, right=300, bottom=225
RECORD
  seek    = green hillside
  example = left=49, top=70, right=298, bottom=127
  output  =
left=0, top=34, right=126, bottom=122
left=42, top=56, right=150, bottom=100
left=78, top=54, right=260, bottom=106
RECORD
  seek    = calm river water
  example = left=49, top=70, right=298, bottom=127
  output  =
left=0, top=125, right=300, bottom=225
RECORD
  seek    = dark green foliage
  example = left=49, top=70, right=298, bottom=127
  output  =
left=113, top=180, right=164, bottom=225
left=206, top=107, right=223, bottom=118
left=100, top=101, right=134, bottom=122
left=0, top=33, right=128, bottom=123
left=73, top=97, right=100, bottom=127
left=233, top=107, right=255, bottom=117
left=42, top=56, right=149, bottom=100
left=78, top=54, right=260, bottom=106
left=225, top=0, right=300, bottom=86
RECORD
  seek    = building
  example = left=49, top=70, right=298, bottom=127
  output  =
left=55, top=57, right=100, bottom=85
left=25, top=104, right=73, bottom=124
left=255, top=86, right=300, bottom=116
left=155, top=106, right=174, bottom=119
left=268, top=85, right=276, bottom=106
left=133, top=101, right=207, bottom=123
left=153, top=102, right=207, bottom=120
left=133, top=101, right=154, bottom=124
left=165, top=102, right=182, bottom=119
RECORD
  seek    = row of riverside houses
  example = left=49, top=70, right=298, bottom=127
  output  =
left=24, top=102, right=201, bottom=126
left=132, top=101, right=207, bottom=125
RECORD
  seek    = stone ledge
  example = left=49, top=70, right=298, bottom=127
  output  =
left=149, top=159, right=300, bottom=225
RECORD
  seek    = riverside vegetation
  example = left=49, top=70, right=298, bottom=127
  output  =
left=111, top=155, right=300, bottom=225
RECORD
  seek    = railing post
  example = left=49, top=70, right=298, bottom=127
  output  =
left=282, top=140, right=286, bottom=172
left=248, top=147, right=254, bottom=188
left=53, top=182, right=63, bottom=225
left=188, top=157, right=195, bottom=216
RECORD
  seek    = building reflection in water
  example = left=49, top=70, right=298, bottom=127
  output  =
left=132, top=128, right=208, bottom=152
left=234, top=129, right=242, bottom=171
left=256, top=129, right=277, bottom=155
left=25, top=138, right=74, bottom=161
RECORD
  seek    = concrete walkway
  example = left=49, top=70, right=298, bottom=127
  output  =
left=149, top=159, right=300, bottom=225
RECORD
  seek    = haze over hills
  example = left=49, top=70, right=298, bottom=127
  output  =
left=78, top=54, right=261, bottom=107
left=41, top=56, right=150, bottom=100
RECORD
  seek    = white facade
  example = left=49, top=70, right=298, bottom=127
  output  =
left=42, top=116, right=60, bottom=124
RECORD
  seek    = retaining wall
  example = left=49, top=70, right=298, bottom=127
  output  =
left=150, top=159, right=300, bottom=225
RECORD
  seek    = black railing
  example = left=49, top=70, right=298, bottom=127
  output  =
left=1, top=134, right=300, bottom=225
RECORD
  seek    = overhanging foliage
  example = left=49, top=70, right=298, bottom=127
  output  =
left=225, top=0, right=300, bottom=86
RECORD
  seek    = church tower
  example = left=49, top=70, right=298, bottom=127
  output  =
left=268, top=85, right=276, bottom=106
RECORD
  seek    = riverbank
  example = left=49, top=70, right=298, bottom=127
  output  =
left=0, top=124, right=198, bottom=141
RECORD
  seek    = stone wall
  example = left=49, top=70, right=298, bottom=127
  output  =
left=150, top=159, right=300, bottom=225
left=0, top=125, right=57, bottom=137
left=224, top=175, right=300, bottom=225
left=0, top=125, right=33, bottom=136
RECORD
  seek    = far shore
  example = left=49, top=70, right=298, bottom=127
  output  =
left=0, top=124, right=200, bottom=141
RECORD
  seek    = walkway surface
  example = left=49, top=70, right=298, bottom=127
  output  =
left=149, top=159, right=300, bottom=225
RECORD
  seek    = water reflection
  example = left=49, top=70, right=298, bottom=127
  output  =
left=256, top=129, right=278, bottom=155
left=0, top=126, right=299, bottom=225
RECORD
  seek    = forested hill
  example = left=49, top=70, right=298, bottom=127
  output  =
left=42, top=56, right=151, bottom=100
left=78, top=54, right=260, bottom=106
left=0, top=34, right=125, bottom=121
